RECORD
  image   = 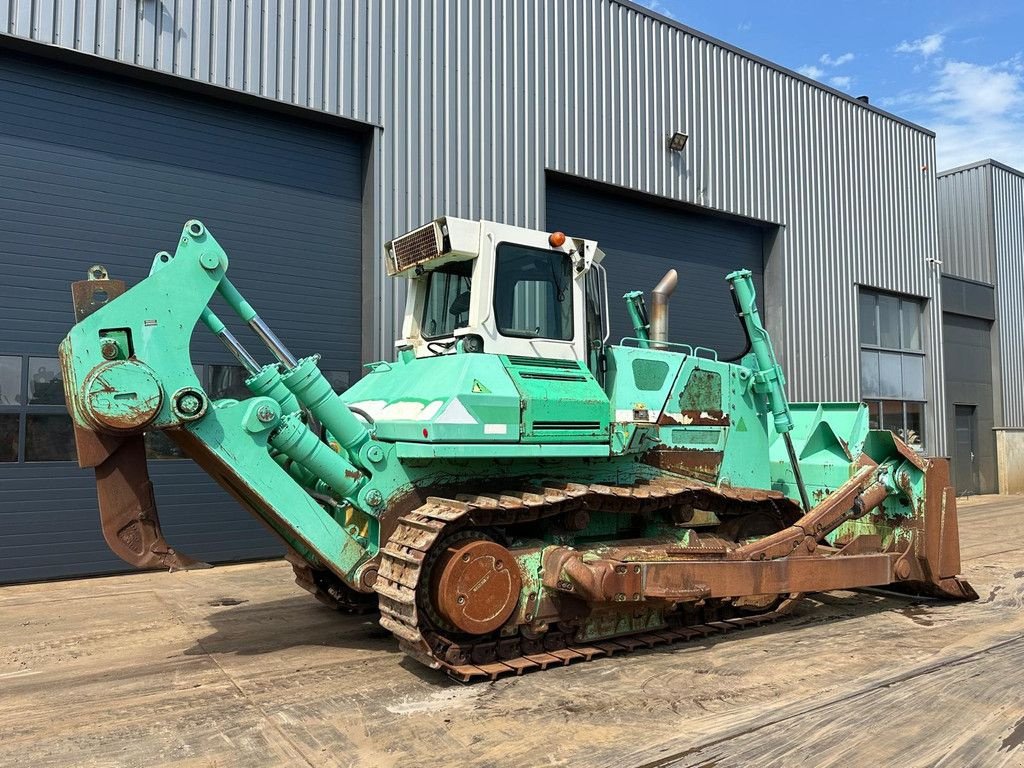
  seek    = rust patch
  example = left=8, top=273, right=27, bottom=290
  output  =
left=678, top=368, right=722, bottom=413
left=644, top=448, right=724, bottom=483
left=70, top=273, right=126, bottom=322
left=658, top=409, right=730, bottom=427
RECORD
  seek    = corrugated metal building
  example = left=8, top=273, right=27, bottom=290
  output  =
left=1, top=0, right=951, bottom=582
left=937, top=159, right=1024, bottom=494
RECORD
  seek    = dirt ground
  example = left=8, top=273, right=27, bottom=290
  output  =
left=1, top=495, right=1022, bottom=768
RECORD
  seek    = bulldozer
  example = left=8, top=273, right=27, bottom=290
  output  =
left=59, top=217, right=977, bottom=681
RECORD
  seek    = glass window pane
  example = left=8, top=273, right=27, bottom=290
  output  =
left=322, top=369, right=351, bottom=393
left=145, top=431, right=184, bottom=459
left=866, top=401, right=881, bottom=430
left=900, top=299, right=922, bottom=351
left=493, top=244, right=574, bottom=341
left=0, top=413, right=19, bottom=461
left=0, top=356, right=22, bottom=406
left=860, top=350, right=880, bottom=398
left=25, top=414, right=76, bottom=461
left=28, top=357, right=65, bottom=406
left=881, top=400, right=904, bottom=434
left=858, top=291, right=877, bottom=346
left=878, top=294, right=900, bottom=349
left=421, top=260, right=473, bottom=339
left=901, top=354, right=925, bottom=400
left=904, top=402, right=924, bottom=449
left=878, top=352, right=903, bottom=398
left=208, top=365, right=251, bottom=400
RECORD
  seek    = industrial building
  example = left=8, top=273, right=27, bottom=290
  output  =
left=0, top=0, right=994, bottom=582
left=938, top=160, right=1024, bottom=495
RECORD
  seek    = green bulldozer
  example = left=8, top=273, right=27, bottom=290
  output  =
left=59, top=217, right=976, bottom=680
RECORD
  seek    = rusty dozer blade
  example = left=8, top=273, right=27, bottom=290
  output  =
left=66, top=269, right=207, bottom=572
left=543, top=455, right=977, bottom=605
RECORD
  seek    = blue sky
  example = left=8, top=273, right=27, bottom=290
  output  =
left=635, top=1, right=1024, bottom=171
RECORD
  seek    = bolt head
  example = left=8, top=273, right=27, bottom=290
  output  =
left=178, top=394, right=201, bottom=415
left=365, top=489, right=383, bottom=506
left=100, top=339, right=119, bottom=360
left=256, top=405, right=275, bottom=423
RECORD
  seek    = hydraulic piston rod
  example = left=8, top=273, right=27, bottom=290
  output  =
left=200, top=307, right=261, bottom=375
left=216, top=276, right=299, bottom=369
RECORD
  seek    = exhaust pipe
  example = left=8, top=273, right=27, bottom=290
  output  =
left=650, top=269, right=678, bottom=348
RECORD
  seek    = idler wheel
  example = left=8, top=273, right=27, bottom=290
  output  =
left=430, top=538, right=521, bottom=635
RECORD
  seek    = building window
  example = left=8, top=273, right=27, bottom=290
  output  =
left=859, top=290, right=926, bottom=449
left=0, top=356, right=79, bottom=463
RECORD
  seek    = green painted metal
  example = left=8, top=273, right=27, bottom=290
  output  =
left=622, top=290, right=651, bottom=345
left=59, top=219, right=951, bottom=601
left=501, top=355, right=610, bottom=443
left=727, top=269, right=792, bottom=435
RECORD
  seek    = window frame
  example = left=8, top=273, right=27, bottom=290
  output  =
left=0, top=354, right=78, bottom=464
left=491, top=242, right=576, bottom=342
left=858, top=288, right=928, bottom=451
left=420, top=260, right=475, bottom=341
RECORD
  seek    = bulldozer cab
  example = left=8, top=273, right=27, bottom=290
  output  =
left=388, top=217, right=608, bottom=369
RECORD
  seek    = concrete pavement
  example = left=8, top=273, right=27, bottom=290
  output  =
left=1, top=495, right=1022, bottom=768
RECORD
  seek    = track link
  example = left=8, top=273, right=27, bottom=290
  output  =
left=375, top=478, right=800, bottom=681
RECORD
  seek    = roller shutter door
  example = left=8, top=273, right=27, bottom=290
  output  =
left=0, top=52, right=364, bottom=582
left=546, top=180, right=765, bottom=360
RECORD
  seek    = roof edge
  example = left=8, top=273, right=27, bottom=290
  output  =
left=615, top=0, right=936, bottom=137
left=937, top=158, right=1024, bottom=180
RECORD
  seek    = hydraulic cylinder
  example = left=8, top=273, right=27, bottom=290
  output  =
left=280, top=356, right=370, bottom=460
left=269, top=413, right=365, bottom=500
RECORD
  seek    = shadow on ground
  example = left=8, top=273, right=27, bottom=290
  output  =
left=181, top=586, right=920, bottom=675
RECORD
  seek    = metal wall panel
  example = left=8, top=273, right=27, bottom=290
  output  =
left=992, top=165, right=1024, bottom=428
left=0, top=51, right=364, bottom=582
left=1, top=0, right=946, bottom=446
left=545, top=179, right=764, bottom=359
left=937, top=163, right=995, bottom=284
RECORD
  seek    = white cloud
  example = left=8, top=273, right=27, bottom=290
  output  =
left=895, top=33, right=944, bottom=57
left=932, top=60, right=1023, bottom=119
left=830, top=76, right=854, bottom=90
left=635, top=0, right=678, bottom=20
left=886, top=56, right=1024, bottom=169
left=798, top=65, right=826, bottom=80
left=929, top=59, right=1024, bottom=168
left=820, top=52, right=855, bottom=67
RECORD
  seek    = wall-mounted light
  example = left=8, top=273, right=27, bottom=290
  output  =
left=667, top=131, right=688, bottom=152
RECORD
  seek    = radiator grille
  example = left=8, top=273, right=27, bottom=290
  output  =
left=387, top=222, right=444, bottom=275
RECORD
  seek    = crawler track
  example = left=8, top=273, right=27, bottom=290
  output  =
left=374, top=478, right=801, bottom=681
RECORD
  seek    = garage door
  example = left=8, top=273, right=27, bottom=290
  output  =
left=0, top=52, right=364, bottom=582
left=546, top=180, right=765, bottom=360
left=943, top=312, right=997, bottom=494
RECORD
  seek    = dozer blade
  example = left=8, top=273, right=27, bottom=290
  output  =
left=80, top=426, right=208, bottom=571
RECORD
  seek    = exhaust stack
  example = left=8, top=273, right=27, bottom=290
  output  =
left=650, top=269, right=678, bottom=348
